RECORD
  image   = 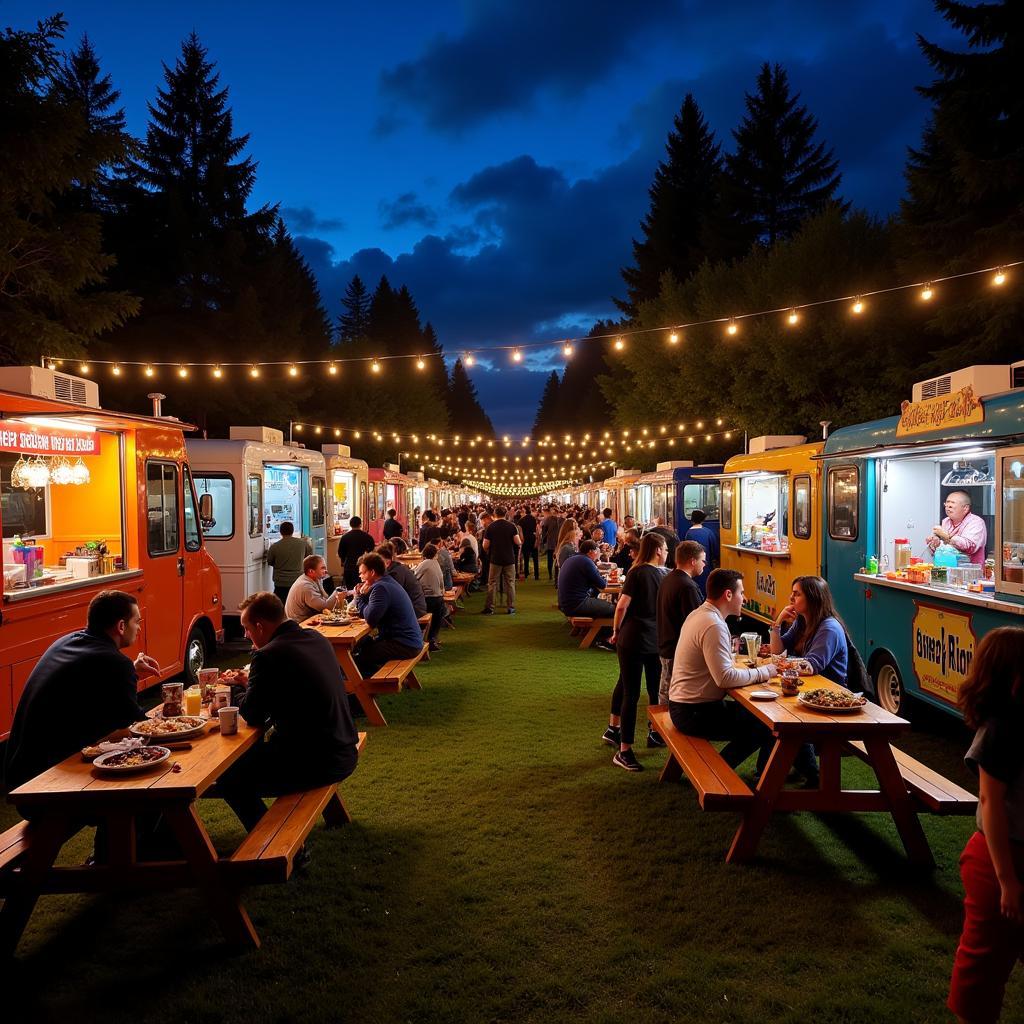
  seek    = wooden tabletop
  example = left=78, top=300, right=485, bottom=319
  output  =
left=301, top=616, right=372, bottom=647
left=8, top=719, right=261, bottom=809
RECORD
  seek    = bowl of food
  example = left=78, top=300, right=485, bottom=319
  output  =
left=93, top=746, right=171, bottom=773
left=797, top=688, right=867, bottom=713
left=129, top=715, right=207, bottom=741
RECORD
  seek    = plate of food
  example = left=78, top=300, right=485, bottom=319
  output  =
left=219, top=667, right=249, bottom=686
left=130, top=715, right=208, bottom=740
left=771, top=655, right=815, bottom=675
left=797, top=688, right=867, bottom=713
left=318, top=612, right=350, bottom=626
left=748, top=690, right=778, bottom=701
left=93, top=745, right=171, bottom=773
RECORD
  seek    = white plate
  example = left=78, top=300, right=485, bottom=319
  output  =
left=797, top=693, right=867, bottom=713
left=129, top=716, right=208, bottom=741
left=748, top=690, right=778, bottom=701
left=93, top=745, right=171, bottom=773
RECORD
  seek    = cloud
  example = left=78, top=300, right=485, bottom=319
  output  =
left=378, top=192, right=438, bottom=230
left=280, top=206, right=345, bottom=234
left=377, top=0, right=676, bottom=134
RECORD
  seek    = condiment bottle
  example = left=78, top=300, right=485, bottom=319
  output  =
left=894, top=538, right=911, bottom=571
left=867, top=555, right=878, bottom=574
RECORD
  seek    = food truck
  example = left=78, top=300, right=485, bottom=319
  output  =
left=0, top=366, right=224, bottom=739
left=601, top=468, right=642, bottom=520
left=321, top=444, right=368, bottom=581
left=633, top=461, right=724, bottom=533
left=708, top=438, right=824, bottom=626
left=367, top=465, right=415, bottom=543
left=186, top=428, right=328, bottom=622
left=820, top=363, right=1024, bottom=717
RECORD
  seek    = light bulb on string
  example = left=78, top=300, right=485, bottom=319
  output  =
left=79, top=364, right=90, bottom=374
left=465, top=353, right=475, bottom=367
left=994, top=268, right=1007, bottom=286
left=416, top=356, right=426, bottom=370
left=112, top=365, right=122, bottom=377
left=328, top=363, right=338, bottom=376
left=144, top=365, right=155, bottom=378
left=726, top=319, right=739, bottom=336
left=250, top=365, right=260, bottom=378
left=288, top=364, right=299, bottom=377
left=920, top=283, right=934, bottom=301
left=851, top=297, right=865, bottom=315
left=371, top=360, right=381, bottom=374
left=787, top=308, right=800, bottom=326
left=668, top=332, right=679, bottom=344
left=212, top=365, right=223, bottom=379
left=562, top=343, right=573, bottom=357
left=614, top=337, right=625, bottom=351
left=177, top=365, right=189, bottom=379
left=512, top=348, right=522, bottom=363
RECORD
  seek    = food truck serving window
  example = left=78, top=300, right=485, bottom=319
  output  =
left=793, top=475, right=812, bottom=540
left=998, top=452, right=1024, bottom=594
left=1, top=455, right=49, bottom=538
left=193, top=472, right=233, bottom=539
left=247, top=474, right=262, bottom=538
left=827, top=466, right=859, bottom=541
left=146, top=461, right=180, bottom=555
left=684, top=483, right=720, bottom=522
left=739, top=474, right=788, bottom=548
left=720, top=481, right=733, bottom=530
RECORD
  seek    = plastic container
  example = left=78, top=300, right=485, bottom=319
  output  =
left=867, top=555, right=878, bottom=575
left=933, top=543, right=959, bottom=568
left=894, top=538, right=911, bottom=571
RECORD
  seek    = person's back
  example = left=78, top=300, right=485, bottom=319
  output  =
left=557, top=551, right=605, bottom=613
left=4, top=628, right=145, bottom=790
left=382, top=512, right=403, bottom=539
left=267, top=533, right=312, bottom=588
left=600, top=513, right=618, bottom=547
left=357, top=572, right=423, bottom=648
left=413, top=556, right=444, bottom=598
left=241, top=621, right=359, bottom=776
left=387, top=559, right=427, bottom=615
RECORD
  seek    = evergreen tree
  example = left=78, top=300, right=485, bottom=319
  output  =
left=337, top=274, right=370, bottom=341
left=725, top=63, right=843, bottom=247
left=447, top=358, right=494, bottom=436
left=50, top=33, right=133, bottom=212
left=618, top=94, right=737, bottom=318
left=900, top=0, right=1023, bottom=366
left=532, top=371, right=562, bottom=437
left=555, top=323, right=617, bottom=435
left=0, top=15, right=138, bottom=364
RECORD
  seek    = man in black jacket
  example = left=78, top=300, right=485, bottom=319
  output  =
left=219, top=592, right=360, bottom=830
left=519, top=506, right=539, bottom=580
left=655, top=540, right=706, bottom=708
left=337, top=515, right=375, bottom=589
left=4, top=590, right=160, bottom=792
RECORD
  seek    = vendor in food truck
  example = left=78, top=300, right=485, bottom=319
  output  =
left=926, top=490, right=988, bottom=566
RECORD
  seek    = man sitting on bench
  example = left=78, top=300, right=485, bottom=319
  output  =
left=558, top=540, right=615, bottom=650
left=219, top=592, right=361, bottom=831
left=351, top=552, right=424, bottom=677
left=668, top=568, right=777, bottom=769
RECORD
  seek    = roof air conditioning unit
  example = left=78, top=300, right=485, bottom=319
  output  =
left=383, top=462, right=399, bottom=472
left=229, top=426, right=284, bottom=445
left=656, top=461, right=694, bottom=471
left=748, top=435, right=806, bottom=454
left=911, top=364, right=1011, bottom=403
left=615, top=468, right=640, bottom=477
left=321, top=443, right=352, bottom=457
left=0, top=366, right=99, bottom=408
left=407, top=471, right=425, bottom=481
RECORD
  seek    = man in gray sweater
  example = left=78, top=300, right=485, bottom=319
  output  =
left=266, top=521, right=312, bottom=603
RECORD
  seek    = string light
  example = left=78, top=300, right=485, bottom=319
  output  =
left=787, top=308, right=800, bottom=326
left=328, top=363, right=338, bottom=375
left=994, top=267, right=1007, bottom=286
left=288, top=364, right=299, bottom=377
left=250, top=365, right=260, bottom=378
left=144, top=365, right=155, bottom=378
left=614, top=337, right=625, bottom=351
left=668, top=332, right=679, bottom=344
left=212, top=365, right=223, bottom=379
left=416, top=356, right=426, bottom=370
left=465, top=353, right=475, bottom=366
left=920, top=283, right=934, bottom=301
left=112, top=365, right=121, bottom=376
left=371, top=360, right=381, bottom=374
left=178, top=365, right=189, bottom=378
left=512, top=348, right=522, bottom=363
left=79, top=364, right=89, bottom=374
left=726, top=319, right=739, bottom=336
left=563, top=343, right=573, bottom=357
left=851, top=297, right=865, bottom=315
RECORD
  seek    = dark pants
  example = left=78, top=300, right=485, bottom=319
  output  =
left=353, top=637, right=422, bottom=678
left=218, top=739, right=359, bottom=831
left=570, top=596, right=615, bottom=619
left=274, top=585, right=291, bottom=603
left=522, top=542, right=539, bottom=579
left=668, top=699, right=772, bottom=768
left=611, top=649, right=661, bottom=746
left=424, top=595, right=445, bottom=641
left=343, top=566, right=359, bottom=590
left=546, top=549, right=555, bottom=579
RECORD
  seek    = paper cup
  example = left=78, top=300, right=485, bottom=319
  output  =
left=218, top=707, right=239, bottom=735
left=197, top=667, right=219, bottom=697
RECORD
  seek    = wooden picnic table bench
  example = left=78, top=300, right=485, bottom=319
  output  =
left=568, top=616, right=613, bottom=649
left=0, top=723, right=366, bottom=955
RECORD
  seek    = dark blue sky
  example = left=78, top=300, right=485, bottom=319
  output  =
left=13, top=1, right=958, bottom=432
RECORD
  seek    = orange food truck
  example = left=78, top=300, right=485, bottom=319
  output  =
left=0, top=366, right=223, bottom=741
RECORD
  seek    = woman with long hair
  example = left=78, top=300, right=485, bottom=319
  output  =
left=605, top=532, right=667, bottom=771
left=767, top=575, right=850, bottom=787
left=948, top=627, right=1024, bottom=1024
left=554, top=518, right=581, bottom=580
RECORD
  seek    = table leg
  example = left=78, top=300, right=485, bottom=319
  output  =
left=336, top=649, right=387, bottom=727
left=727, top=737, right=801, bottom=864
left=863, top=737, right=935, bottom=868
left=106, top=812, right=136, bottom=868
left=163, top=805, right=260, bottom=949
left=0, top=817, right=70, bottom=958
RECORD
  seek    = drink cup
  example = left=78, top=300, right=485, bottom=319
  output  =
left=781, top=669, right=800, bottom=696
left=197, top=667, right=219, bottom=698
left=184, top=686, right=202, bottom=716
left=218, top=707, right=239, bottom=735
left=162, top=681, right=183, bottom=717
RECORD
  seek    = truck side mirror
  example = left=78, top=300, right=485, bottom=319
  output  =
left=199, top=492, right=215, bottom=527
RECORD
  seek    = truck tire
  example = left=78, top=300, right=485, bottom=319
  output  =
left=184, top=625, right=209, bottom=686
left=872, top=652, right=908, bottom=718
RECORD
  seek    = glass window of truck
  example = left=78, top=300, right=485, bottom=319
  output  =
left=146, top=461, right=180, bottom=555
left=193, top=472, right=233, bottom=538
left=793, top=475, right=812, bottom=539
left=247, top=474, right=262, bottom=537
left=827, top=465, right=859, bottom=541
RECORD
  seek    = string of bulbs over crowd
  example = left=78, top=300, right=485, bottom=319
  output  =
left=44, top=261, right=1017, bottom=383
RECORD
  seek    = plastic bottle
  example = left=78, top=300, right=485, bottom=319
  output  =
left=894, top=538, right=911, bottom=571
left=867, top=554, right=878, bottom=574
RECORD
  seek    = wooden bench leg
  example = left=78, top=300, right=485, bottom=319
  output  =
left=0, top=818, right=69, bottom=958
left=659, top=753, right=684, bottom=784
left=405, top=670, right=422, bottom=691
left=322, top=791, right=352, bottom=828
left=164, top=805, right=260, bottom=949
left=727, top=737, right=800, bottom=864
left=337, top=650, right=388, bottom=727
left=579, top=625, right=602, bottom=650
left=863, top=737, right=935, bottom=868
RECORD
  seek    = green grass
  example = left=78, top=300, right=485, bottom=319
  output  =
left=3, top=579, right=1021, bottom=1022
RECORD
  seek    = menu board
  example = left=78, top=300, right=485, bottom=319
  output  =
left=0, top=425, right=99, bottom=455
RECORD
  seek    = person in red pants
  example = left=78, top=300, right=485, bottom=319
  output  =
left=948, top=627, right=1024, bottom=1024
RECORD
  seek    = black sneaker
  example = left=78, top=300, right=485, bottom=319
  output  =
left=481, top=607, right=494, bottom=615
left=594, top=640, right=615, bottom=652
left=601, top=726, right=621, bottom=747
left=646, top=729, right=667, bottom=749
left=507, top=607, right=516, bottom=615
left=612, top=748, right=643, bottom=772
left=428, top=639, right=442, bottom=652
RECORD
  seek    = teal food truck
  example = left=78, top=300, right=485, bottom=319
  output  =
left=819, top=363, right=1024, bottom=717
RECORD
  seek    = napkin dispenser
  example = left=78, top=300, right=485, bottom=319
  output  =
left=66, top=557, right=102, bottom=579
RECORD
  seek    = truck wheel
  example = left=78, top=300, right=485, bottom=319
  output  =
left=872, top=653, right=907, bottom=717
left=184, top=625, right=208, bottom=685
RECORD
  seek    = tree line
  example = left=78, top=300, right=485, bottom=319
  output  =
left=0, top=15, right=494, bottom=465
left=533, top=0, right=1023, bottom=470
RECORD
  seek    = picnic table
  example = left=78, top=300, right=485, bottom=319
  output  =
left=652, top=661, right=975, bottom=866
left=2, top=718, right=267, bottom=955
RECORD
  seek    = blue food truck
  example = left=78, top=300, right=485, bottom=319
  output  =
left=819, top=363, right=1024, bottom=718
left=632, top=461, right=724, bottom=538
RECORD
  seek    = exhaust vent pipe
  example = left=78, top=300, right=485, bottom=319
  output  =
left=148, top=392, right=166, bottom=418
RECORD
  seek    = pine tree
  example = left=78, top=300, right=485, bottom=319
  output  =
left=618, top=94, right=736, bottom=318
left=900, top=0, right=1023, bottom=365
left=337, top=274, right=370, bottom=341
left=0, top=15, right=138, bottom=364
left=50, top=33, right=133, bottom=212
left=447, top=358, right=494, bottom=436
left=725, top=63, right=843, bottom=247
left=531, top=371, right=562, bottom=437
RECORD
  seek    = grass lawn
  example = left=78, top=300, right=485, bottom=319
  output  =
left=3, top=578, right=1021, bottom=1022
